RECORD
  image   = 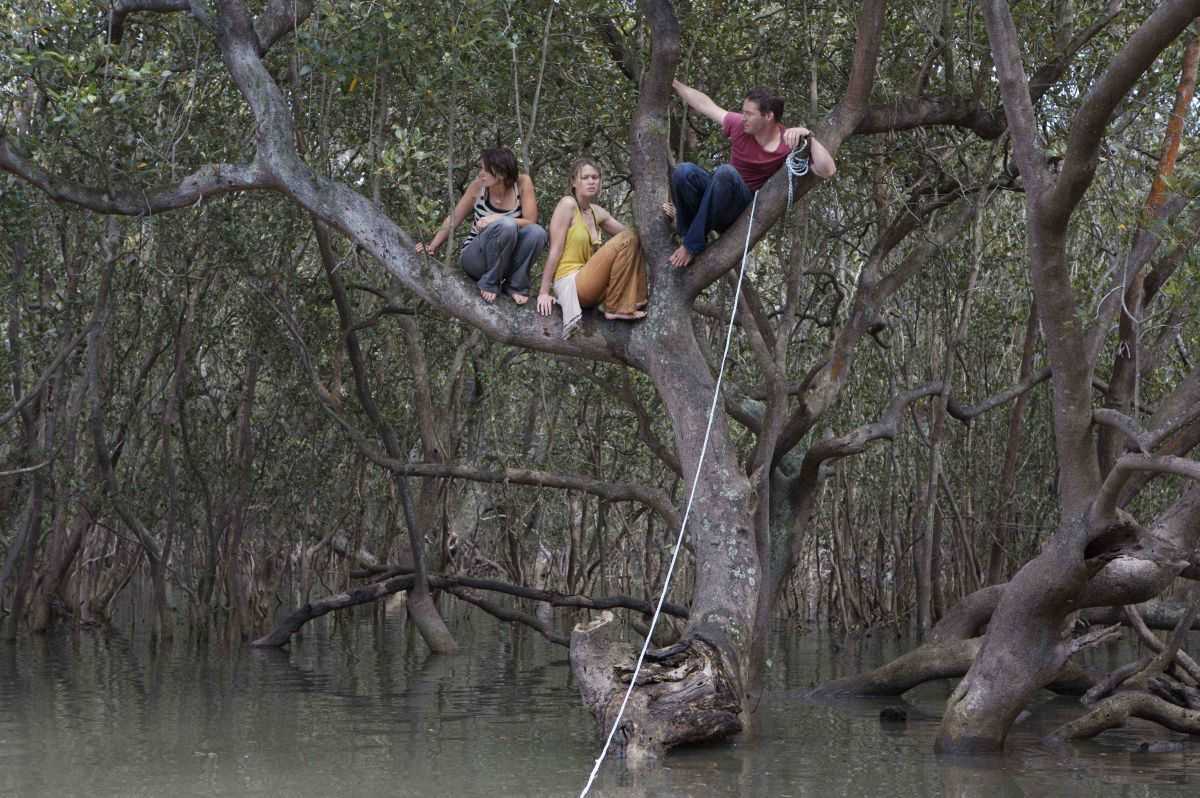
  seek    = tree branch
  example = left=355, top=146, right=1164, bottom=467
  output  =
left=252, top=571, right=689, bottom=648
left=1047, top=690, right=1200, bottom=742
left=947, top=366, right=1051, bottom=422
left=382, top=461, right=681, bottom=530
left=980, top=0, right=1050, bottom=191
left=565, top=364, right=683, bottom=476
left=1093, top=454, right=1200, bottom=525
left=109, top=0, right=190, bottom=44
left=252, top=0, right=315, bottom=55
left=1066, top=622, right=1124, bottom=656
left=0, top=320, right=93, bottom=428
left=268, top=285, right=683, bottom=534
left=1051, top=0, right=1200, bottom=221
left=203, top=0, right=640, bottom=366
left=436, top=576, right=687, bottom=619
left=0, top=138, right=270, bottom=215
left=855, top=2, right=1123, bottom=139
left=1093, top=408, right=1153, bottom=454
left=802, top=382, right=944, bottom=469
left=445, top=586, right=569, bottom=646
left=776, top=199, right=978, bottom=458
left=856, top=96, right=1004, bottom=138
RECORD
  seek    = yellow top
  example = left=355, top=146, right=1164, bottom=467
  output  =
left=554, top=206, right=602, bottom=281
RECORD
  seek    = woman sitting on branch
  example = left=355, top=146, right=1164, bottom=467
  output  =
left=416, top=147, right=546, bottom=304
left=536, top=158, right=648, bottom=337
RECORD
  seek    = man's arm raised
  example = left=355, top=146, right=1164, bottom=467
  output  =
left=672, top=79, right=728, bottom=125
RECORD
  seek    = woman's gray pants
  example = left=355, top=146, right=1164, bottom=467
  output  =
left=459, top=218, right=547, bottom=296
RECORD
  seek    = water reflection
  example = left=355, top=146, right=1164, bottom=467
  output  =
left=939, top=758, right=1026, bottom=798
left=1, top=614, right=1199, bottom=796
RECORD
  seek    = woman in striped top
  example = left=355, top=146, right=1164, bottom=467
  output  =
left=416, top=147, right=546, bottom=304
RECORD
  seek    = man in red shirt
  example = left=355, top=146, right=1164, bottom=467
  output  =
left=667, top=82, right=836, bottom=268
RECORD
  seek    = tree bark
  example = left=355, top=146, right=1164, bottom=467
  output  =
left=935, top=0, right=1200, bottom=753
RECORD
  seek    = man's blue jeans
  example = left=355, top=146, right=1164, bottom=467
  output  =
left=670, top=163, right=754, bottom=256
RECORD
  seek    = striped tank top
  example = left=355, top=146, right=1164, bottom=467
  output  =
left=461, top=186, right=523, bottom=251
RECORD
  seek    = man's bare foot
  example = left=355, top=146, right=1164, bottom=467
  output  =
left=661, top=201, right=676, bottom=222
left=480, top=289, right=497, bottom=303
left=508, top=291, right=529, bottom=305
left=669, top=245, right=694, bottom=268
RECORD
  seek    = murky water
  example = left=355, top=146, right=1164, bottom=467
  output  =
left=1, top=607, right=1197, bottom=797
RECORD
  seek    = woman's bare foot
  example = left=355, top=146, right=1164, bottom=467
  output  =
left=480, top=288, right=497, bottom=303
left=668, top=245, right=694, bottom=268
left=603, top=309, right=648, bottom=321
left=508, top=291, right=529, bottom=305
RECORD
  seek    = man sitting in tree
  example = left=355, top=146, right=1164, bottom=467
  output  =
left=666, top=81, right=837, bottom=268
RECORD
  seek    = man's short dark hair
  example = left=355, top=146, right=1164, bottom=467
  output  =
left=744, top=88, right=783, bottom=123
left=480, top=147, right=519, bottom=189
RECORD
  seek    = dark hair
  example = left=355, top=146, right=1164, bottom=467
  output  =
left=480, top=147, right=519, bottom=189
left=744, top=88, right=784, bottom=123
left=568, top=157, right=602, bottom=199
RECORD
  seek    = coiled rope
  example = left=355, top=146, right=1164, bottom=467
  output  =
left=786, top=138, right=811, bottom=210
left=578, top=190, right=761, bottom=798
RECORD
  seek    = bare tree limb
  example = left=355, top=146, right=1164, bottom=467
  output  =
left=0, top=139, right=270, bottom=215
left=856, top=96, right=1004, bottom=138
left=855, top=1, right=1124, bottom=138
left=803, top=382, right=944, bottom=468
left=445, top=586, right=569, bottom=646
left=0, top=321, right=92, bottom=428
left=1051, top=0, right=1200, bottom=223
left=252, top=571, right=689, bottom=648
left=109, top=0, right=190, bottom=44
left=1093, top=409, right=1153, bottom=454
left=382, top=461, right=681, bottom=531
left=564, top=364, right=683, bottom=477
left=1093, top=454, right=1200, bottom=524
left=776, top=200, right=978, bottom=459
left=1047, top=690, right=1200, bottom=742
left=981, top=0, right=1050, bottom=190
left=252, top=0, right=315, bottom=55
left=1066, top=623, right=1124, bottom=656
left=947, top=366, right=1051, bottom=422
left=109, top=0, right=314, bottom=55
left=1123, top=602, right=1200, bottom=684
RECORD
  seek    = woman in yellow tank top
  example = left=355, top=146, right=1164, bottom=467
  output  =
left=536, top=159, right=648, bottom=337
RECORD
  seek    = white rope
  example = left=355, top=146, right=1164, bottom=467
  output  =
left=785, top=140, right=810, bottom=211
left=579, top=191, right=760, bottom=798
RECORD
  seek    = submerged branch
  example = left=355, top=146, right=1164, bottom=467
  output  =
left=252, top=572, right=689, bottom=648
left=1048, top=691, right=1200, bottom=742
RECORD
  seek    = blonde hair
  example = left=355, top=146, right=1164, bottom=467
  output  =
left=568, top=157, right=602, bottom=199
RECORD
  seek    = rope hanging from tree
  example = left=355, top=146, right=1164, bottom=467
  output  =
left=578, top=190, right=762, bottom=798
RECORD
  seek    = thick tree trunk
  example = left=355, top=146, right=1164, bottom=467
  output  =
left=570, top=612, right=742, bottom=761
left=940, top=0, right=1200, bottom=750
left=568, top=314, right=758, bottom=755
